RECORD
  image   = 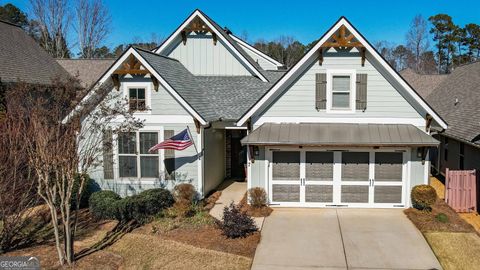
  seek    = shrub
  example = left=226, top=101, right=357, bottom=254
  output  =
left=411, top=185, right=437, bottom=211
left=89, top=190, right=121, bottom=219
left=116, top=188, right=174, bottom=222
left=71, top=174, right=98, bottom=209
left=435, top=213, right=449, bottom=223
left=173, top=183, right=196, bottom=204
left=219, top=203, right=257, bottom=238
left=248, top=187, right=267, bottom=208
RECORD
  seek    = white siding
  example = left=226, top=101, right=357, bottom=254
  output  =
left=165, top=33, right=252, bottom=76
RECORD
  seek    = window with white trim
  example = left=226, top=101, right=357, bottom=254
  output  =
left=118, top=131, right=160, bottom=178
left=327, top=70, right=356, bottom=113
left=331, top=76, right=351, bottom=109
left=128, top=88, right=146, bottom=111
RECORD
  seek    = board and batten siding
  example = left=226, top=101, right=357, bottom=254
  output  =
left=249, top=147, right=267, bottom=190
left=255, top=52, right=425, bottom=126
left=164, top=33, right=252, bottom=76
left=238, top=42, right=279, bottom=70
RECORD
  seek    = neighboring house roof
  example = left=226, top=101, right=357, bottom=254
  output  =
left=399, top=68, right=448, bottom=98
left=154, top=9, right=269, bottom=82
left=57, top=59, right=115, bottom=88
left=425, top=62, right=480, bottom=145
left=241, top=123, right=439, bottom=147
left=0, top=20, right=69, bottom=85
left=136, top=48, right=284, bottom=121
left=236, top=17, right=448, bottom=129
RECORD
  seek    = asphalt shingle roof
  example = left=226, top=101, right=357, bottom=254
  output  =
left=0, top=20, right=69, bottom=85
left=425, top=62, right=480, bottom=145
left=135, top=47, right=284, bottom=121
left=57, top=59, right=115, bottom=88
left=400, top=68, right=449, bottom=98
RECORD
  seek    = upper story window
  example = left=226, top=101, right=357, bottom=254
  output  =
left=326, top=70, right=356, bottom=113
left=331, top=76, right=351, bottom=109
left=129, top=88, right=146, bottom=111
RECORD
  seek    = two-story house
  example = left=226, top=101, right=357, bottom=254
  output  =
left=77, top=10, right=447, bottom=208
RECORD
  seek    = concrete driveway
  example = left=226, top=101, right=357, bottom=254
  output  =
left=252, top=208, right=442, bottom=270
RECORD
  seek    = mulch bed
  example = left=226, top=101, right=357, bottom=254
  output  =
left=160, top=224, right=260, bottom=258
left=239, top=194, right=273, bottom=217
left=404, top=199, right=476, bottom=233
left=202, top=191, right=222, bottom=211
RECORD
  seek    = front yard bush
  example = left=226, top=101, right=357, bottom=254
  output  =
left=89, top=190, right=121, bottom=219
left=219, top=203, right=257, bottom=238
left=173, top=183, right=196, bottom=204
left=435, top=213, right=449, bottom=223
left=248, top=187, right=267, bottom=208
left=116, top=188, right=174, bottom=222
left=411, top=184, right=437, bottom=211
left=71, top=174, right=98, bottom=209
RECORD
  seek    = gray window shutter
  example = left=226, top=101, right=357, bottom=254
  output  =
left=102, top=130, right=114, bottom=179
left=164, top=130, right=175, bottom=180
left=315, top=73, right=327, bottom=110
left=356, top=73, right=368, bottom=110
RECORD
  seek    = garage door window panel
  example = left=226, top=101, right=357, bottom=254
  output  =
left=306, top=152, right=333, bottom=181
left=272, top=151, right=300, bottom=181
left=342, top=152, right=369, bottom=181
left=375, top=152, right=402, bottom=182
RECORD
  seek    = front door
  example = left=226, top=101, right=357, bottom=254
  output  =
left=269, top=149, right=406, bottom=207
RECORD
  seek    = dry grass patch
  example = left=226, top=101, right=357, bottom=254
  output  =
left=107, top=233, right=252, bottom=270
left=424, top=232, right=480, bottom=270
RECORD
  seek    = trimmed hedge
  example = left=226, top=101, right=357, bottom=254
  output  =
left=89, top=190, right=121, bottom=219
left=89, top=188, right=174, bottom=222
left=116, top=188, right=174, bottom=222
left=411, top=184, right=437, bottom=211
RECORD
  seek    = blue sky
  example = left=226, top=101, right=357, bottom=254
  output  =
left=5, top=0, right=480, bottom=51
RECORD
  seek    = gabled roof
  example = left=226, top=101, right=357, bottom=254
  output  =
left=57, top=59, right=115, bottom=88
left=400, top=68, right=449, bottom=99
left=153, top=9, right=269, bottom=82
left=0, top=20, right=69, bottom=85
left=236, top=17, right=448, bottom=129
left=70, top=46, right=285, bottom=124
left=426, top=62, right=480, bottom=145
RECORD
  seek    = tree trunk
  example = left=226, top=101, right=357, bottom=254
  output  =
left=46, top=202, right=65, bottom=265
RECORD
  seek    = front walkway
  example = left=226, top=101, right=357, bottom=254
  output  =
left=209, top=180, right=265, bottom=229
left=252, top=208, right=442, bottom=270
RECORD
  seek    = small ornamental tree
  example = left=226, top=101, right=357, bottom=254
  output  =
left=9, top=77, right=143, bottom=266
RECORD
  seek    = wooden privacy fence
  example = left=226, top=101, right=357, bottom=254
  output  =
left=445, top=169, right=477, bottom=212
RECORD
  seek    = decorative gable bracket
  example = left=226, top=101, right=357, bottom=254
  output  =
left=111, top=55, right=159, bottom=91
left=181, top=16, right=217, bottom=46
left=318, top=25, right=366, bottom=67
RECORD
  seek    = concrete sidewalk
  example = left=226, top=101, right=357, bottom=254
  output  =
left=208, top=180, right=264, bottom=229
left=252, top=208, right=442, bottom=270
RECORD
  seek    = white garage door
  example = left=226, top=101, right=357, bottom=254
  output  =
left=269, top=149, right=407, bottom=208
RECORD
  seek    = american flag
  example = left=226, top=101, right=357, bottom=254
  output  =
left=148, top=128, right=193, bottom=152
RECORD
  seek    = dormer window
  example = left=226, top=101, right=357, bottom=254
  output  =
left=129, top=88, right=146, bottom=111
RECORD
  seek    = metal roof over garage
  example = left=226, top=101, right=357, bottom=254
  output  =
left=241, top=123, right=439, bottom=147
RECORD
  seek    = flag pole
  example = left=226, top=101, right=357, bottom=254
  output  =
left=186, top=126, right=199, bottom=157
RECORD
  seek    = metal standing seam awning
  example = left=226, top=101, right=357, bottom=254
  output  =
left=241, top=123, right=439, bottom=147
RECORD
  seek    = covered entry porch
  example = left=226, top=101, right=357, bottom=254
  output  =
left=242, top=123, right=439, bottom=208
